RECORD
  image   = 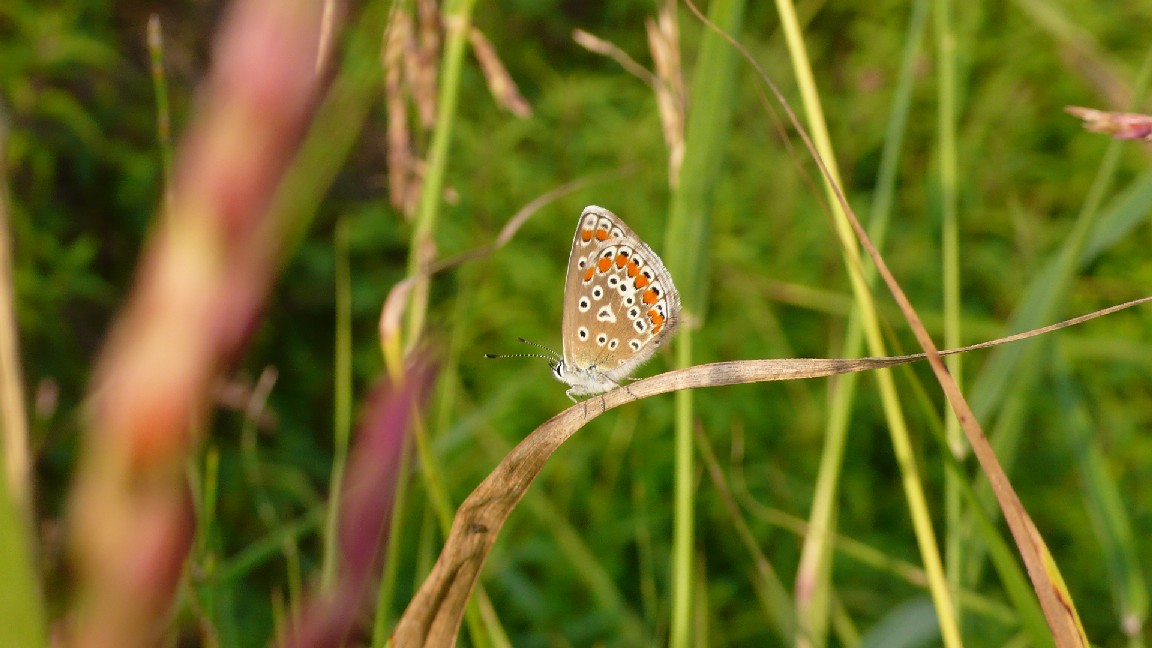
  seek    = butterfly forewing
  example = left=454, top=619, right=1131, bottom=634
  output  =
left=559, top=206, right=681, bottom=395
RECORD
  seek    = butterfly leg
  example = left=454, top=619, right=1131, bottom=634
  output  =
left=598, top=372, right=638, bottom=400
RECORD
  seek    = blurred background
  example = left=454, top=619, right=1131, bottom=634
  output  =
left=6, top=0, right=1152, bottom=645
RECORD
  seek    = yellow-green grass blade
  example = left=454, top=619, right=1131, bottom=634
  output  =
left=665, top=2, right=745, bottom=647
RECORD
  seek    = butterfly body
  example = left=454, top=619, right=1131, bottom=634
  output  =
left=553, top=206, right=681, bottom=399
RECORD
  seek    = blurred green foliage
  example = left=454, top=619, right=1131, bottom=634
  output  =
left=6, top=0, right=1152, bottom=646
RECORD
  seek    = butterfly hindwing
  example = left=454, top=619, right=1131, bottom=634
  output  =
left=557, top=205, right=681, bottom=397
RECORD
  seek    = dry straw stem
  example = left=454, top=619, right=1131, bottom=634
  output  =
left=0, top=108, right=47, bottom=648
left=383, top=4, right=417, bottom=215
left=467, top=27, right=531, bottom=118
left=0, top=119, right=30, bottom=518
left=392, top=296, right=1151, bottom=646
left=572, top=29, right=659, bottom=86
left=573, top=17, right=687, bottom=187
left=645, top=1, right=687, bottom=186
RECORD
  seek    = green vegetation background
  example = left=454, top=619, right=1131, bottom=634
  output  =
left=6, top=0, right=1152, bottom=646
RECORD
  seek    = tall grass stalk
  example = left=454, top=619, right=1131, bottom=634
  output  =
left=933, top=0, right=966, bottom=632
left=665, top=2, right=745, bottom=646
left=320, top=217, right=354, bottom=591
left=772, top=0, right=961, bottom=645
left=402, top=0, right=478, bottom=346
left=0, top=438, right=45, bottom=648
left=0, top=34, right=37, bottom=647
left=795, top=1, right=931, bottom=645
left=390, top=0, right=504, bottom=644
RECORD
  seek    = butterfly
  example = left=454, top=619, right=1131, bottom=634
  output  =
left=487, top=206, right=682, bottom=400
left=549, top=205, right=682, bottom=399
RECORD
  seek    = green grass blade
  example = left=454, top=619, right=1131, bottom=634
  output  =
left=772, top=0, right=962, bottom=643
left=797, top=1, right=930, bottom=645
left=0, top=479, right=46, bottom=648
left=961, top=47, right=1152, bottom=588
left=320, top=217, right=354, bottom=591
left=403, top=0, right=479, bottom=343
left=665, top=2, right=745, bottom=646
left=1052, top=363, right=1149, bottom=645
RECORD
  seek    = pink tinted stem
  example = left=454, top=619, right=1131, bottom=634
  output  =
left=64, top=2, right=326, bottom=647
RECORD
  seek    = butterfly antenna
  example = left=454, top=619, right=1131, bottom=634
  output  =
left=483, top=351, right=555, bottom=362
left=515, top=337, right=562, bottom=359
left=484, top=337, right=562, bottom=363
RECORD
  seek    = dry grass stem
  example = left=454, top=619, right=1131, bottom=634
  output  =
left=413, top=0, right=441, bottom=128
left=394, top=295, right=1151, bottom=645
left=383, top=6, right=417, bottom=215
left=645, top=0, right=686, bottom=185
left=572, top=29, right=660, bottom=87
left=468, top=27, right=532, bottom=118
left=0, top=121, right=31, bottom=517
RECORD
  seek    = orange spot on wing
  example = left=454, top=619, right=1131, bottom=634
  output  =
left=643, top=289, right=658, bottom=304
left=652, top=322, right=663, bottom=334
left=581, top=228, right=594, bottom=242
left=595, top=228, right=609, bottom=241
left=648, top=309, right=664, bottom=325
left=583, top=267, right=595, bottom=282
left=626, top=261, right=640, bottom=277
left=615, top=254, right=628, bottom=268
left=597, top=257, right=612, bottom=272
left=634, top=274, right=651, bottom=289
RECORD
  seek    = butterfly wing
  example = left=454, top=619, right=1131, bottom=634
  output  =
left=559, top=205, right=681, bottom=394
